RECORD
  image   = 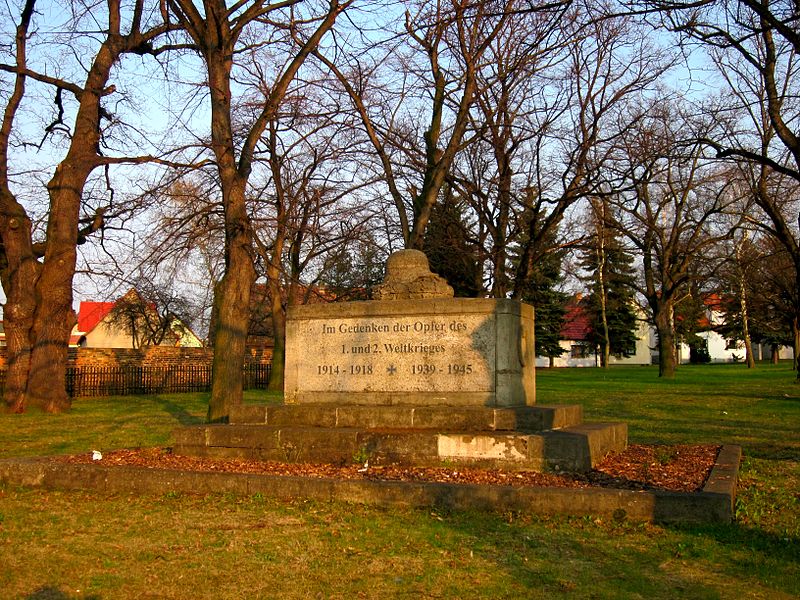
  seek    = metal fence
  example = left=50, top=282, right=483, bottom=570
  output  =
left=0, top=363, right=272, bottom=398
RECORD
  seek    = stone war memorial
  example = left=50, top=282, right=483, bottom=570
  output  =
left=174, top=250, right=627, bottom=472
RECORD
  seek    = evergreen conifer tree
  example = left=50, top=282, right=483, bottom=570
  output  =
left=516, top=227, right=568, bottom=365
left=424, top=192, right=482, bottom=297
left=580, top=223, right=639, bottom=366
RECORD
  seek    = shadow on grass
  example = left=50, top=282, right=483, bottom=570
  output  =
left=431, top=509, right=799, bottom=598
left=744, top=443, right=800, bottom=461
left=429, top=510, right=723, bottom=598
left=27, top=586, right=100, bottom=600
left=669, top=522, right=800, bottom=566
left=150, top=396, right=205, bottom=426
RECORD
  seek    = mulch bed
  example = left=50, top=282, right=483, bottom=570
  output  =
left=60, top=444, right=720, bottom=493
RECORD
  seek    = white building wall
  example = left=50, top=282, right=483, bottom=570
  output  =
left=677, top=332, right=795, bottom=363
left=535, top=319, right=652, bottom=368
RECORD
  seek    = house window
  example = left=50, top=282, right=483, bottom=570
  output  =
left=571, top=344, right=589, bottom=359
left=725, top=339, right=739, bottom=350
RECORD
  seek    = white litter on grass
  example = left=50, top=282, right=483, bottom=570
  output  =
left=91, top=450, right=102, bottom=461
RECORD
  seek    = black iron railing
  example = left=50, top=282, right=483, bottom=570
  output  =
left=0, top=363, right=272, bottom=398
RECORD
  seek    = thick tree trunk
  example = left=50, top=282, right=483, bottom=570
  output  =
left=208, top=252, right=255, bottom=421
left=208, top=183, right=256, bottom=422
left=24, top=163, right=83, bottom=412
left=2, top=135, right=91, bottom=414
left=655, top=307, right=677, bottom=378
left=1, top=0, right=168, bottom=413
left=0, top=199, right=38, bottom=411
left=771, top=343, right=780, bottom=365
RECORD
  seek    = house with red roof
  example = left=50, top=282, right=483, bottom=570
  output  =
left=72, top=290, right=202, bottom=348
left=535, top=296, right=652, bottom=367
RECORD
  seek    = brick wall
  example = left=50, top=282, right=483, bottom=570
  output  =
left=0, top=346, right=273, bottom=369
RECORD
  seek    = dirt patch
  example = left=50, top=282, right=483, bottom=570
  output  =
left=59, top=444, right=719, bottom=493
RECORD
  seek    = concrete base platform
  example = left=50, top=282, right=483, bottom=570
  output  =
left=0, top=445, right=742, bottom=524
left=174, top=403, right=627, bottom=472
left=229, top=403, right=584, bottom=431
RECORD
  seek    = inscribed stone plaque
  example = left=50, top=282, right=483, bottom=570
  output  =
left=285, top=298, right=535, bottom=407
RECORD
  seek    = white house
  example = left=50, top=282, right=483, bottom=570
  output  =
left=535, top=298, right=651, bottom=368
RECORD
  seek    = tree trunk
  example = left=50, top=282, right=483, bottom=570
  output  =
left=793, top=316, right=800, bottom=379
left=208, top=182, right=256, bottom=422
left=26, top=273, right=75, bottom=412
left=23, top=161, right=84, bottom=412
left=1, top=10, right=118, bottom=412
left=598, top=263, right=610, bottom=369
left=0, top=197, right=38, bottom=412
left=771, top=343, right=780, bottom=365
left=266, top=271, right=286, bottom=392
left=208, top=257, right=254, bottom=421
left=795, top=266, right=800, bottom=379
left=655, top=306, right=677, bottom=378
left=736, top=243, right=756, bottom=369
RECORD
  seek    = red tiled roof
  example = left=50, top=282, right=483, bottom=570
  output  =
left=76, top=301, right=115, bottom=334
left=560, top=302, right=592, bottom=341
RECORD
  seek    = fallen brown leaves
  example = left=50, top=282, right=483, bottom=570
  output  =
left=60, top=443, right=720, bottom=493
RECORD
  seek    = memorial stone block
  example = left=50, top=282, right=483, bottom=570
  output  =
left=285, top=250, right=535, bottom=407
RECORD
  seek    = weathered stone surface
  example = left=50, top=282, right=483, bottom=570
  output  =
left=372, top=249, right=454, bottom=300
left=541, top=423, right=628, bottom=471
left=285, top=297, right=535, bottom=407
left=173, top=420, right=626, bottom=471
left=0, top=446, right=742, bottom=523
left=227, top=404, right=584, bottom=432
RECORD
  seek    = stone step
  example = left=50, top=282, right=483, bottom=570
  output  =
left=172, top=420, right=627, bottom=472
left=228, top=403, right=584, bottom=432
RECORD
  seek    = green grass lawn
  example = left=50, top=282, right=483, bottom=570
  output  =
left=0, top=364, right=798, bottom=599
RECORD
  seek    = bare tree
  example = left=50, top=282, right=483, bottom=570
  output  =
left=452, top=2, right=572, bottom=297
left=511, top=6, right=671, bottom=299
left=164, top=0, right=352, bottom=421
left=644, top=0, right=800, bottom=375
left=0, top=0, right=175, bottom=412
left=611, top=103, right=744, bottom=377
left=252, top=89, right=377, bottom=390
left=106, top=284, right=199, bottom=348
left=315, top=0, right=521, bottom=249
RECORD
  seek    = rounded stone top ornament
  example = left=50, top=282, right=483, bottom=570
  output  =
left=372, top=249, right=454, bottom=300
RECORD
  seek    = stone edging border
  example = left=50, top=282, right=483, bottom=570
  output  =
left=0, top=444, right=741, bottom=524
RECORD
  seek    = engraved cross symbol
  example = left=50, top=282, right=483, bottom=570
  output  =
left=387, top=364, right=397, bottom=375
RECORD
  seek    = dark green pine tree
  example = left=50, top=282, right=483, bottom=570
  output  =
left=517, top=228, right=568, bottom=364
left=580, top=224, right=639, bottom=365
left=424, top=192, right=482, bottom=297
